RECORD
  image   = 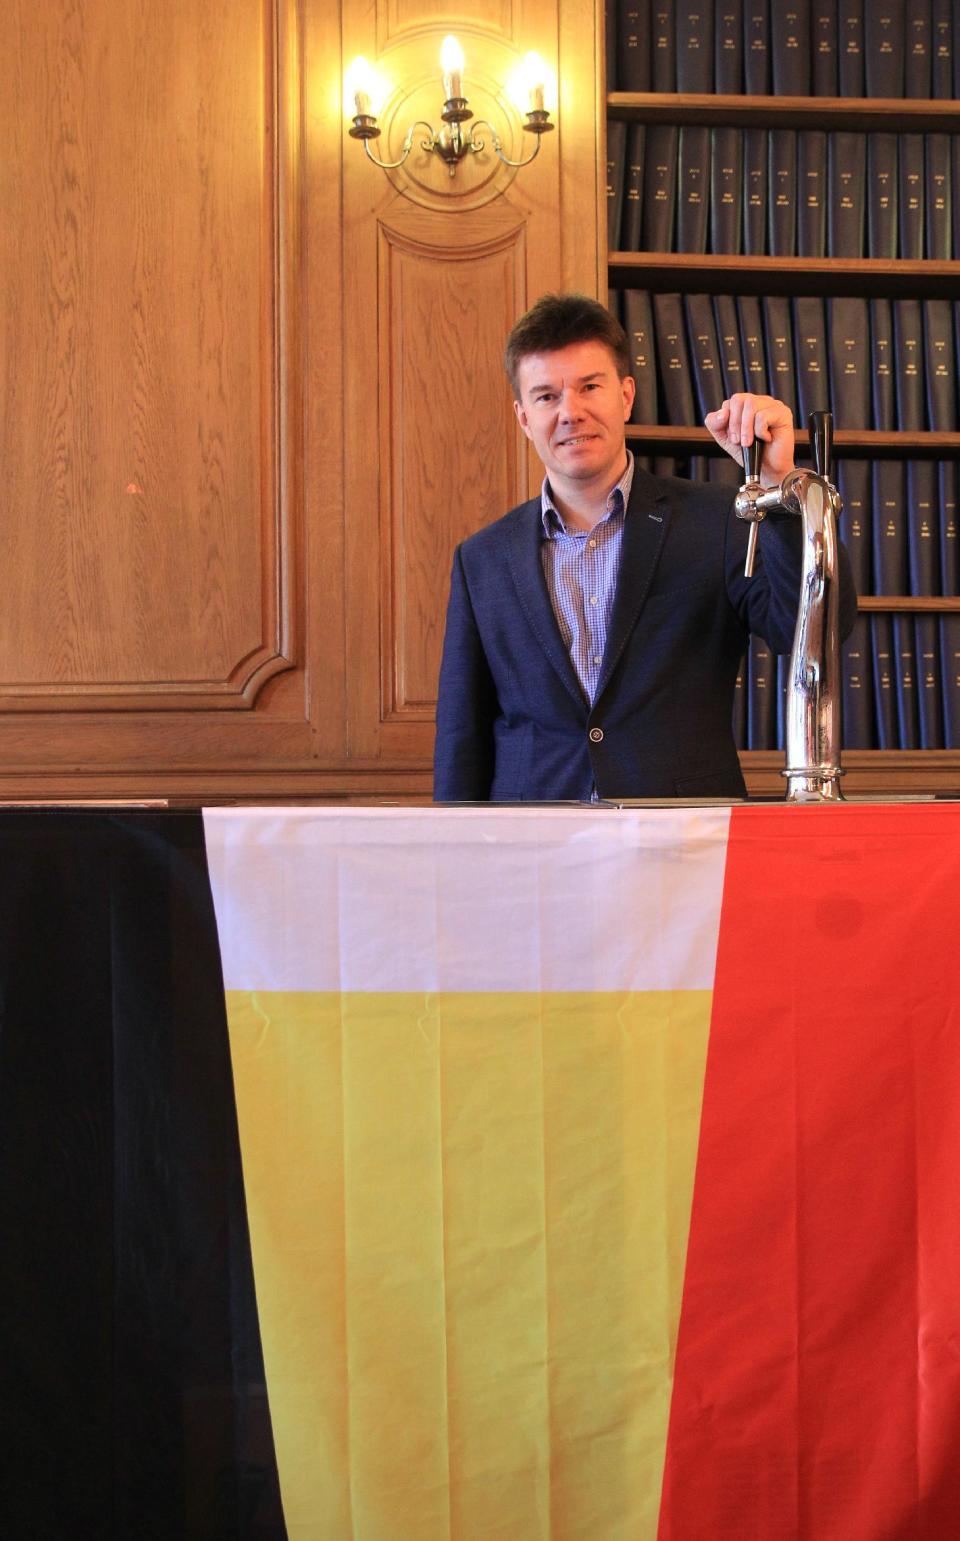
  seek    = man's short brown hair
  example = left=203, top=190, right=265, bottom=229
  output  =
left=504, top=292, right=631, bottom=397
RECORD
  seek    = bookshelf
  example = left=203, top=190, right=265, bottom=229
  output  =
left=604, top=75, right=960, bottom=795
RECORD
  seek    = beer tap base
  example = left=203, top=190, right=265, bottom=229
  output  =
left=782, top=766, right=845, bottom=802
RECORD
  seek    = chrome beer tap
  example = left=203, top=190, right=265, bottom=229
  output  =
left=735, top=411, right=845, bottom=802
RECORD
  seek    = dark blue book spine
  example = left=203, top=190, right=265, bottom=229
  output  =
left=864, top=1, right=906, bottom=97
left=893, top=297, right=925, bottom=430
left=620, top=123, right=646, bottom=252
left=893, top=613, right=920, bottom=749
left=793, top=296, right=830, bottom=425
left=915, top=614, right=944, bottom=749
left=906, top=459, right=940, bottom=596
left=827, top=131, right=866, bottom=257
left=653, top=292, right=697, bottom=423
left=926, top=134, right=952, bottom=260
left=872, top=459, right=908, bottom=595
left=797, top=131, right=827, bottom=256
left=744, top=3, right=771, bottom=92
left=940, top=459, right=959, bottom=596
left=737, top=295, right=769, bottom=395
left=904, top=0, right=932, bottom=97
left=743, top=129, right=768, bottom=254
left=714, top=294, right=746, bottom=397
left=776, top=653, right=788, bottom=752
left=652, top=2, right=677, bottom=88
left=709, top=455, right=741, bottom=486
left=624, top=290, right=659, bottom=424
left=677, top=126, right=710, bottom=253
left=684, top=294, right=725, bottom=417
left=842, top=614, right=875, bottom=749
left=899, top=134, right=925, bottom=260
left=771, top=1, right=812, bottom=93
left=870, top=298, right=896, bottom=431
left=762, top=295, right=798, bottom=417
left=838, top=1, right=865, bottom=94
left=812, top=0, right=838, bottom=93
left=676, top=0, right=715, bottom=90
left=866, top=133, right=898, bottom=258
left=838, top=459, right=872, bottom=595
left=619, top=0, right=653, bottom=91
left=953, top=136, right=960, bottom=260
left=828, top=296, right=871, bottom=430
left=747, top=634, right=777, bottom=750
left=606, top=120, right=627, bottom=252
left=768, top=130, right=798, bottom=256
left=931, top=0, right=954, bottom=97
left=710, top=127, right=743, bottom=253
left=715, top=1, right=744, bottom=91
left=923, top=297, right=957, bottom=430
left=643, top=124, right=678, bottom=252
left=871, top=614, right=898, bottom=749
left=940, top=614, right=960, bottom=746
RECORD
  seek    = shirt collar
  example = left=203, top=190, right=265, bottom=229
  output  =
left=540, top=450, right=635, bottom=537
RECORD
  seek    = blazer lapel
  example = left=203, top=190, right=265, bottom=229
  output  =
left=595, top=468, right=670, bottom=701
left=507, top=499, right=586, bottom=708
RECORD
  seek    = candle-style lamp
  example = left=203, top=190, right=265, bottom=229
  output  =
left=346, top=37, right=555, bottom=177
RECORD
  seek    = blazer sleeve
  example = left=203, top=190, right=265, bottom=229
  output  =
left=433, top=545, right=499, bottom=801
left=725, top=503, right=859, bottom=654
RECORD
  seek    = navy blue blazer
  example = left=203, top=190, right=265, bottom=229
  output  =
left=434, top=465, right=857, bottom=801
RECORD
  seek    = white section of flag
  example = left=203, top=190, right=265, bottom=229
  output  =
left=203, top=806, right=731, bottom=994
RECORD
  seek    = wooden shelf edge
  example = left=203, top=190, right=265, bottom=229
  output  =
left=625, top=426, right=960, bottom=458
left=607, top=92, right=960, bottom=133
left=607, top=253, right=960, bottom=299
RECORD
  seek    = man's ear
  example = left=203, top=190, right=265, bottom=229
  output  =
left=514, top=397, right=533, bottom=439
left=621, top=372, right=636, bottom=421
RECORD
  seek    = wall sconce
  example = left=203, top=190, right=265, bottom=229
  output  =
left=345, top=37, right=555, bottom=178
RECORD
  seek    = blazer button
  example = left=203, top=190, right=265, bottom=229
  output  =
left=589, top=727, right=604, bottom=743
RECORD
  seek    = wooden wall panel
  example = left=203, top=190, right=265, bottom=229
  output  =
left=380, top=1, right=518, bottom=48
left=0, top=0, right=291, bottom=711
left=379, top=216, right=526, bottom=722
left=342, top=0, right=600, bottom=768
left=0, top=0, right=602, bottom=798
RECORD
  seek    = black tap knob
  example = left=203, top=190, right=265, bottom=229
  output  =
left=745, top=436, right=763, bottom=484
left=809, top=410, right=833, bottom=481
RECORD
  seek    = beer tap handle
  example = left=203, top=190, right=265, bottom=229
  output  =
left=743, top=435, right=763, bottom=577
left=809, top=410, right=833, bottom=482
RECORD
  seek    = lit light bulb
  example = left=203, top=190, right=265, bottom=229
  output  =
left=522, top=52, right=547, bottom=112
left=440, top=34, right=465, bottom=100
left=507, top=51, right=556, bottom=116
left=344, top=56, right=386, bottom=119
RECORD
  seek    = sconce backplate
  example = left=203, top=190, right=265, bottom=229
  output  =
left=378, top=68, right=525, bottom=210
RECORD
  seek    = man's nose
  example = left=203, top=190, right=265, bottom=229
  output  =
left=558, top=392, right=584, bottom=421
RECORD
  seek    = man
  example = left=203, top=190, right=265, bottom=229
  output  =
left=434, top=293, right=856, bottom=801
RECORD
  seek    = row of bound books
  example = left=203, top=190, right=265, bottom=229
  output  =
left=607, top=124, right=960, bottom=260
left=734, top=615, right=960, bottom=752
left=615, top=290, right=960, bottom=435
left=606, top=1, right=960, bottom=99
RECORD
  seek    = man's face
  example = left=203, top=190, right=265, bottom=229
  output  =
left=513, top=339, right=635, bottom=491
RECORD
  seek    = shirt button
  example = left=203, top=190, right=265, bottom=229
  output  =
left=589, top=595, right=598, bottom=605
left=593, top=655, right=602, bottom=666
left=589, top=727, right=604, bottom=743
left=588, top=538, right=597, bottom=548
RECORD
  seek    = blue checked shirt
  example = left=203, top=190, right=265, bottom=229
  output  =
left=540, top=453, right=636, bottom=704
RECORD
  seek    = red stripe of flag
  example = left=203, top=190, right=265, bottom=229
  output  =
left=659, top=804, right=960, bottom=1539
